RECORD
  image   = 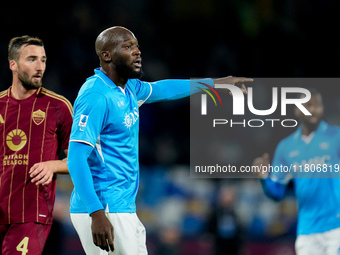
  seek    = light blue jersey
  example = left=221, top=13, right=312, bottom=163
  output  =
left=68, top=68, right=213, bottom=214
left=262, top=121, right=340, bottom=235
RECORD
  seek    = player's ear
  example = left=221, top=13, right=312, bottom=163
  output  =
left=9, top=60, right=17, bottom=72
left=101, top=51, right=111, bottom=62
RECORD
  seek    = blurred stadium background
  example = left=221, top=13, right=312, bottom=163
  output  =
left=2, top=1, right=340, bottom=254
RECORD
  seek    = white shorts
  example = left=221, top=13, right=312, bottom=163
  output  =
left=70, top=212, right=148, bottom=255
left=295, top=227, right=340, bottom=255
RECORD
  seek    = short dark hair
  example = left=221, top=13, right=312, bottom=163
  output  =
left=8, top=35, right=44, bottom=61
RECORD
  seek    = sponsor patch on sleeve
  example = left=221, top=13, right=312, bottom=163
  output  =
left=78, top=114, right=89, bottom=128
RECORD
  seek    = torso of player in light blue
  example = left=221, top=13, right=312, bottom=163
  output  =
left=264, top=121, right=340, bottom=235
left=70, top=69, right=152, bottom=213
left=69, top=68, right=212, bottom=214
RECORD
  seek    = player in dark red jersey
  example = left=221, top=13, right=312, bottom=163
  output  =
left=0, top=36, right=73, bottom=255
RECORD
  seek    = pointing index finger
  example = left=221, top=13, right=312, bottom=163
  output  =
left=236, top=77, right=254, bottom=83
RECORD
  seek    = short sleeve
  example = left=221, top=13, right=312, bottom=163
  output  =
left=70, top=92, right=108, bottom=147
left=57, top=98, right=73, bottom=150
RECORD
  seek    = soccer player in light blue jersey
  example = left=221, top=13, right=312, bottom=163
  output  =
left=253, top=89, right=340, bottom=255
left=67, top=26, right=252, bottom=255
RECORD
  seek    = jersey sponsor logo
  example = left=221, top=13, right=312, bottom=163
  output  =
left=79, top=114, right=89, bottom=128
left=32, top=109, right=46, bottom=125
left=6, top=129, right=27, bottom=151
left=3, top=154, right=28, bottom=166
left=123, top=107, right=139, bottom=129
left=0, top=114, right=4, bottom=124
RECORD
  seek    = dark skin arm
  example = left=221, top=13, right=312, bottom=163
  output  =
left=91, top=209, right=114, bottom=252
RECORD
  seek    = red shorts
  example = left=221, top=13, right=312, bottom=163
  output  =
left=0, top=222, right=51, bottom=255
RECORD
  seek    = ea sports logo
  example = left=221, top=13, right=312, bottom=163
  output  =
left=6, top=129, right=27, bottom=151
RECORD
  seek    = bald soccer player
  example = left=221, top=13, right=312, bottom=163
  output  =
left=67, top=26, right=252, bottom=255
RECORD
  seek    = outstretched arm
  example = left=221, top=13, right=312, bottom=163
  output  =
left=141, top=76, right=252, bottom=104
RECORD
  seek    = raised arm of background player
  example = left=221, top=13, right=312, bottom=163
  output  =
left=253, top=153, right=287, bottom=201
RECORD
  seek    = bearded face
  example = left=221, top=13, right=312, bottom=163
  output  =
left=17, top=63, right=44, bottom=90
left=12, top=45, right=46, bottom=90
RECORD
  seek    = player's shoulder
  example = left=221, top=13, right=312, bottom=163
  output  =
left=39, top=87, right=71, bottom=105
left=322, top=121, right=340, bottom=135
left=39, top=88, right=73, bottom=114
left=77, top=79, right=108, bottom=103
left=274, top=129, right=300, bottom=154
left=74, top=78, right=109, bottom=110
left=126, top=79, right=139, bottom=92
left=127, top=79, right=141, bottom=85
left=0, top=89, right=9, bottom=100
left=127, top=78, right=151, bottom=94
left=127, top=78, right=150, bottom=87
left=79, top=74, right=112, bottom=97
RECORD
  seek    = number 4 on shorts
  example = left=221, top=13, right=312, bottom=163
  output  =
left=16, top=237, right=29, bottom=255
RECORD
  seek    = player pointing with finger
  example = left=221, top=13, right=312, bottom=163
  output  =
left=67, top=26, right=252, bottom=255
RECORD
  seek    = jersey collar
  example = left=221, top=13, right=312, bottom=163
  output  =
left=7, top=86, right=42, bottom=100
left=294, top=120, right=328, bottom=139
left=94, top=68, right=128, bottom=92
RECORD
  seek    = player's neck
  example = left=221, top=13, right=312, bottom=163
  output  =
left=11, top=80, right=37, bottom=100
left=100, top=67, right=127, bottom=89
left=301, top=124, right=318, bottom=136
